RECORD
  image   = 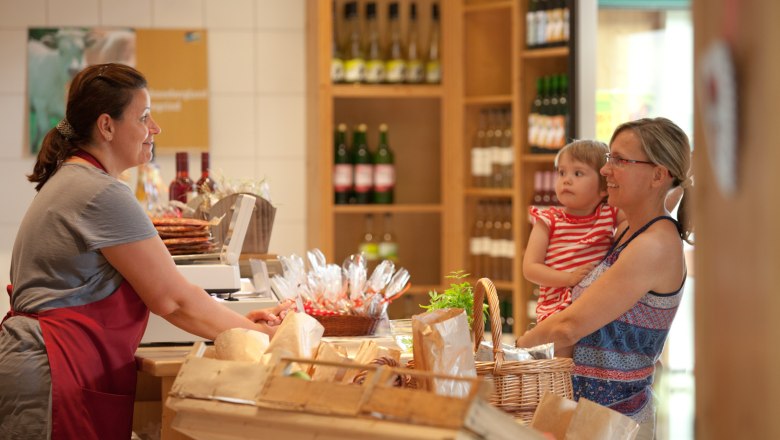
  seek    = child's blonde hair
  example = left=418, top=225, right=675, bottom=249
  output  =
left=554, top=140, right=609, bottom=191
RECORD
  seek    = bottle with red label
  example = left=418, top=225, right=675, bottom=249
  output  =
left=352, top=123, right=373, bottom=204
left=333, top=123, right=353, bottom=204
left=373, top=123, right=395, bottom=204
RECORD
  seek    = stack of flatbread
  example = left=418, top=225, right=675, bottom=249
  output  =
left=151, top=217, right=218, bottom=255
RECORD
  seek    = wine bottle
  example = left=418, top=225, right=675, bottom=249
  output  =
left=363, top=2, right=385, bottom=84
left=405, top=2, right=423, bottom=83
left=330, top=0, right=344, bottom=83
left=333, top=123, right=353, bottom=204
left=196, top=152, right=217, bottom=194
left=359, top=214, right=379, bottom=261
left=373, top=123, right=395, bottom=204
left=385, top=2, right=406, bottom=84
left=470, top=201, right=485, bottom=277
left=352, top=124, right=373, bottom=204
left=529, top=78, right=543, bottom=153
left=425, top=3, right=441, bottom=84
left=527, top=0, right=538, bottom=48
left=378, top=213, right=399, bottom=262
left=169, top=152, right=195, bottom=203
left=471, top=109, right=488, bottom=187
left=342, top=1, right=365, bottom=84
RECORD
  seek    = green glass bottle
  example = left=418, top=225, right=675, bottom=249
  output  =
left=333, top=123, right=352, bottom=204
left=529, top=78, right=543, bottom=153
left=373, top=123, right=395, bottom=204
left=352, top=123, right=373, bottom=204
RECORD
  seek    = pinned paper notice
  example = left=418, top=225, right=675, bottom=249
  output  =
left=698, top=40, right=738, bottom=196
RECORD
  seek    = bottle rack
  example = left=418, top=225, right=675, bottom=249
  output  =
left=460, top=0, right=577, bottom=335
left=307, top=0, right=458, bottom=319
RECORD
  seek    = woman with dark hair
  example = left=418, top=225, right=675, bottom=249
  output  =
left=516, top=117, right=693, bottom=439
left=0, top=63, right=292, bottom=439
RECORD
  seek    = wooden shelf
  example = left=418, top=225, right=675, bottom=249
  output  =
left=521, top=46, right=569, bottom=59
left=332, top=204, right=443, bottom=214
left=332, top=84, right=443, bottom=99
left=521, top=154, right=556, bottom=164
left=464, top=1, right=513, bottom=14
left=463, top=187, right=514, bottom=198
left=464, top=94, right=513, bottom=106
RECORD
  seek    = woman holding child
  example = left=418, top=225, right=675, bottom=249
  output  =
left=516, top=117, right=693, bottom=439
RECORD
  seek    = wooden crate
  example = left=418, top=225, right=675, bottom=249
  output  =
left=167, top=343, right=546, bottom=440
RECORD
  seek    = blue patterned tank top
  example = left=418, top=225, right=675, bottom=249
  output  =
left=570, top=216, right=685, bottom=422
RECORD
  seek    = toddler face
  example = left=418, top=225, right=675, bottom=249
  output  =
left=555, top=153, right=607, bottom=216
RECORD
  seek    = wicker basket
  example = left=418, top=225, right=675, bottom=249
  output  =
left=471, top=278, right=574, bottom=423
left=313, top=314, right=381, bottom=337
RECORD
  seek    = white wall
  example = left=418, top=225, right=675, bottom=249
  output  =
left=0, top=0, right=307, bottom=316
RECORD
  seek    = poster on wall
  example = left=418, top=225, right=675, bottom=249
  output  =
left=26, top=27, right=208, bottom=155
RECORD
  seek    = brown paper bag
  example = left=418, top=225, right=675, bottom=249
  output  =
left=531, top=392, right=578, bottom=440
left=565, top=398, right=639, bottom=440
left=532, top=393, right=640, bottom=440
left=411, top=308, right=477, bottom=398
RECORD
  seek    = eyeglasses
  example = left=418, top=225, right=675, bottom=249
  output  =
left=604, top=153, right=655, bottom=168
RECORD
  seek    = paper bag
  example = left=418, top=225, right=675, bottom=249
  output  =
left=531, top=392, right=578, bottom=440
left=264, top=312, right=324, bottom=359
left=412, top=308, right=477, bottom=398
left=532, top=392, right=640, bottom=440
left=565, top=398, right=639, bottom=440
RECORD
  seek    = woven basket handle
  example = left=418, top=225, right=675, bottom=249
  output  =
left=471, top=278, right=505, bottom=368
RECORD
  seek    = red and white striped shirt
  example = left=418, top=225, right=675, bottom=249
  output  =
left=530, top=203, right=619, bottom=322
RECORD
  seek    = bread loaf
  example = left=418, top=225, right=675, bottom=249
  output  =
left=214, top=328, right=270, bottom=362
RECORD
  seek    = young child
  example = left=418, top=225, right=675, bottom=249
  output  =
left=524, top=140, right=622, bottom=329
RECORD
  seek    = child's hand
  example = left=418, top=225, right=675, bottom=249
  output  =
left=568, top=262, right=598, bottom=286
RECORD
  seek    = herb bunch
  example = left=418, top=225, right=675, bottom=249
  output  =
left=420, top=270, right=488, bottom=328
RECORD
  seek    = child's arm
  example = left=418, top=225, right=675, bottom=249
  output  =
left=523, top=221, right=594, bottom=288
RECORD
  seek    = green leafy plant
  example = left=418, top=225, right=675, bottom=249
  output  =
left=420, top=270, right=488, bottom=329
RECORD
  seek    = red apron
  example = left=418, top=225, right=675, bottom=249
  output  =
left=4, top=150, right=150, bottom=439
left=5, top=281, right=150, bottom=440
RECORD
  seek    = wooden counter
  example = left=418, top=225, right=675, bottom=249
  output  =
left=134, top=346, right=195, bottom=440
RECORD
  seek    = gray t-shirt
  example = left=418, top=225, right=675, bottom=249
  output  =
left=1, top=162, right=157, bottom=438
left=10, top=162, right=157, bottom=312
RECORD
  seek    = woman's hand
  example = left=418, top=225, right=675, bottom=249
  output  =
left=245, top=299, right=297, bottom=327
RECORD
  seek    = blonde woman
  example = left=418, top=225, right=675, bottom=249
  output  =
left=516, top=117, right=693, bottom=438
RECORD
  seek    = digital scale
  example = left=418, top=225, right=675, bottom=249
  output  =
left=141, top=194, right=279, bottom=344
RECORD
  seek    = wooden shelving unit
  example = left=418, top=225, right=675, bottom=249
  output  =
left=458, top=0, right=576, bottom=335
left=306, top=0, right=462, bottom=319
left=306, top=0, right=576, bottom=333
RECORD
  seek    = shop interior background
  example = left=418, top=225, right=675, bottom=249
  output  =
left=0, top=1, right=695, bottom=438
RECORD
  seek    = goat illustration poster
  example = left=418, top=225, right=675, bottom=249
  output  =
left=27, top=28, right=208, bottom=154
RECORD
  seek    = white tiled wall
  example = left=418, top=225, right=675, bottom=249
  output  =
left=0, top=0, right=307, bottom=315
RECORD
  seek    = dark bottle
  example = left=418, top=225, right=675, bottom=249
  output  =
left=333, top=123, right=353, bottom=204
left=352, top=124, right=373, bottom=204
left=373, top=123, right=395, bottom=204
left=529, top=78, right=543, bottom=153
left=196, top=152, right=217, bottom=194
left=169, top=152, right=195, bottom=203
